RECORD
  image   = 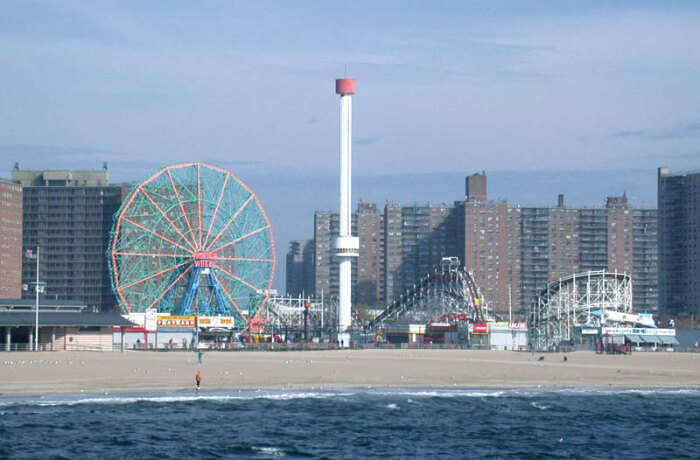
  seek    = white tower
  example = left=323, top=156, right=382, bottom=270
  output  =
left=335, top=78, right=359, bottom=348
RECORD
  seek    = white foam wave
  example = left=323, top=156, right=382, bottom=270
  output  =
left=0, top=390, right=353, bottom=408
left=252, top=446, right=286, bottom=457
left=1, top=387, right=698, bottom=408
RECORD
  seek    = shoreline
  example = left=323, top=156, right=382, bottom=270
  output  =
left=3, top=349, right=700, bottom=398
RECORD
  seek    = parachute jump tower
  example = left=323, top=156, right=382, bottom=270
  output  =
left=335, top=77, right=359, bottom=347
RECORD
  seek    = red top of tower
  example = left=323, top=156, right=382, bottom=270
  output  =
left=335, top=78, right=356, bottom=95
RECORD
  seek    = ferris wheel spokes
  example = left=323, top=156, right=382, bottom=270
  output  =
left=212, top=262, right=266, bottom=296
left=196, top=163, right=204, bottom=249
left=202, top=174, right=230, bottom=249
left=209, top=224, right=269, bottom=255
left=118, top=259, right=191, bottom=292
left=147, top=265, right=194, bottom=310
left=139, top=186, right=197, bottom=251
left=121, top=217, right=193, bottom=253
left=209, top=256, right=274, bottom=263
left=205, top=194, right=254, bottom=251
left=167, top=168, right=199, bottom=250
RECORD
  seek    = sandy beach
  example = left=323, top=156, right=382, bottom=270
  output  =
left=2, top=349, right=699, bottom=397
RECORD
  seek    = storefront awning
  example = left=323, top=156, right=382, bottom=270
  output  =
left=640, top=335, right=661, bottom=344
left=659, top=336, right=680, bottom=346
left=625, top=334, right=643, bottom=343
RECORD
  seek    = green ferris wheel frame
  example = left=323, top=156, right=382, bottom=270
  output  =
left=108, top=162, right=276, bottom=328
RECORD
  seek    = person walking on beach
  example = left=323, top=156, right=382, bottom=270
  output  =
left=195, top=370, right=202, bottom=391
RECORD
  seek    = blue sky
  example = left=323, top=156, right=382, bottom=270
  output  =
left=0, top=1, right=698, bottom=289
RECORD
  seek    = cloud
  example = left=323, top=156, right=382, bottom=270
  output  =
left=0, top=1, right=126, bottom=45
left=643, top=150, right=700, bottom=160
left=613, top=130, right=646, bottom=138
left=0, top=144, right=124, bottom=169
left=613, top=123, right=700, bottom=140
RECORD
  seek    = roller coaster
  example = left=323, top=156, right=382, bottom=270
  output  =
left=264, top=257, right=487, bottom=339
left=367, top=257, right=487, bottom=329
left=528, top=270, right=632, bottom=351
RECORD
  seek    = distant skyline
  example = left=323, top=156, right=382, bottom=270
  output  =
left=0, top=1, right=697, bottom=290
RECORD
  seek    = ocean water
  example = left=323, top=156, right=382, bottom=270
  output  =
left=1, top=388, right=699, bottom=459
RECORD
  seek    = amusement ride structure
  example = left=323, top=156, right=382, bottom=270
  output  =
left=367, top=257, right=487, bottom=329
left=528, top=270, right=632, bottom=351
left=259, top=294, right=339, bottom=339
left=108, top=162, right=275, bottom=329
left=334, top=77, right=359, bottom=347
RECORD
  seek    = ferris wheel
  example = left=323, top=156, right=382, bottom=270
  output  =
left=108, top=162, right=275, bottom=328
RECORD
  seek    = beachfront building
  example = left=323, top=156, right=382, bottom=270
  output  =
left=308, top=173, right=658, bottom=316
left=314, top=202, right=460, bottom=308
left=0, top=178, right=23, bottom=299
left=519, top=194, right=657, bottom=313
left=313, top=202, right=386, bottom=306
left=313, top=211, right=345, bottom=300
left=658, top=167, right=700, bottom=320
left=285, top=240, right=315, bottom=297
left=633, top=208, right=658, bottom=314
left=12, top=165, right=126, bottom=312
left=385, top=203, right=461, bottom=304
left=0, top=299, right=134, bottom=351
left=463, top=173, right=521, bottom=315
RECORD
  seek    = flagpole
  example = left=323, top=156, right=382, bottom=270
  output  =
left=35, top=245, right=39, bottom=352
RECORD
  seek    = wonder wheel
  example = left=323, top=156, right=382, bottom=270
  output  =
left=108, top=162, right=275, bottom=328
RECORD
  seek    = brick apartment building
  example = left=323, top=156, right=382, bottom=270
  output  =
left=289, top=173, right=658, bottom=315
left=0, top=178, right=23, bottom=298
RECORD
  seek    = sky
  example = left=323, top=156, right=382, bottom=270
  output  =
left=0, top=1, right=698, bottom=290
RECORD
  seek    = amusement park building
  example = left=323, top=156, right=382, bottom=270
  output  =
left=0, top=178, right=23, bottom=299
left=11, top=166, right=127, bottom=312
left=658, top=167, right=700, bottom=319
left=297, top=173, right=658, bottom=314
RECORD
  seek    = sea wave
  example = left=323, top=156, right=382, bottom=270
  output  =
left=1, top=387, right=698, bottom=408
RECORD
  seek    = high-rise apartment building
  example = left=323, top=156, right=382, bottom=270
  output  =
left=383, top=205, right=403, bottom=302
left=12, top=167, right=124, bottom=311
left=0, top=178, right=23, bottom=298
left=309, top=173, right=658, bottom=315
left=463, top=177, right=520, bottom=313
left=285, top=240, right=315, bottom=296
left=356, top=203, right=384, bottom=305
left=313, top=211, right=343, bottom=299
left=518, top=193, right=655, bottom=312
left=658, top=167, right=700, bottom=319
left=633, top=208, right=658, bottom=313
left=389, top=204, right=460, bottom=303
left=314, top=202, right=459, bottom=306
left=605, top=195, right=634, bottom=274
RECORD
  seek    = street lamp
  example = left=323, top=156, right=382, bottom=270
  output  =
left=25, top=246, right=44, bottom=351
left=35, top=246, right=39, bottom=351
